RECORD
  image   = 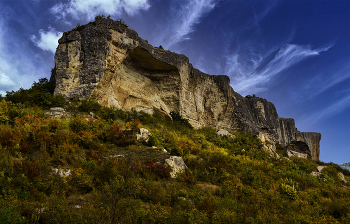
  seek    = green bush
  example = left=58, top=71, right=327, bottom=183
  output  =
left=5, top=78, right=65, bottom=109
left=77, top=97, right=102, bottom=113
left=279, top=178, right=299, bottom=200
left=0, top=206, right=26, bottom=224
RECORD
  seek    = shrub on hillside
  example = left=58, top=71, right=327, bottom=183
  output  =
left=5, top=78, right=65, bottom=109
left=77, top=97, right=102, bottom=113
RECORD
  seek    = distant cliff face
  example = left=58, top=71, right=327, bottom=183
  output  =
left=52, top=18, right=321, bottom=161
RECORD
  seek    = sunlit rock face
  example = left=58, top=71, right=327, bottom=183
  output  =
left=51, top=18, right=321, bottom=161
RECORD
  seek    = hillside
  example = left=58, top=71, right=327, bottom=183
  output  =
left=0, top=80, right=349, bottom=223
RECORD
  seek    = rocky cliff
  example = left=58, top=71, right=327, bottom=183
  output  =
left=51, top=18, right=321, bottom=161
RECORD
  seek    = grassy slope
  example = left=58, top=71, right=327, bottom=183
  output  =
left=0, top=95, right=349, bottom=224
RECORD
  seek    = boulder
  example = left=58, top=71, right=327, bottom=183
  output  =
left=165, top=156, right=187, bottom=178
left=317, top=166, right=326, bottom=172
left=338, top=172, right=347, bottom=183
left=45, top=107, right=72, bottom=119
left=136, top=128, right=150, bottom=143
left=287, top=150, right=308, bottom=159
left=217, top=129, right=235, bottom=138
left=52, top=167, right=71, bottom=177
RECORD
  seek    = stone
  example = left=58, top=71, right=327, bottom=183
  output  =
left=338, top=172, right=347, bottom=183
left=179, top=197, right=194, bottom=204
left=52, top=167, right=71, bottom=177
left=45, top=107, right=72, bottom=119
left=165, top=156, right=187, bottom=178
left=35, top=207, right=46, bottom=214
left=310, top=171, right=327, bottom=182
left=287, top=150, right=308, bottom=159
left=217, top=129, right=235, bottom=138
left=51, top=18, right=321, bottom=161
left=136, top=128, right=150, bottom=142
left=310, top=171, right=322, bottom=178
left=317, top=166, right=326, bottom=172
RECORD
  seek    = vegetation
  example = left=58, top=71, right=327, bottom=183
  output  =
left=245, top=94, right=256, bottom=99
left=0, top=80, right=349, bottom=223
left=64, top=16, right=128, bottom=36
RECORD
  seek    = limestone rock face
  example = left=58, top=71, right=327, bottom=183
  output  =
left=51, top=18, right=321, bottom=161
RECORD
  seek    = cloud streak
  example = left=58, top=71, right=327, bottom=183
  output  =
left=30, top=27, right=62, bottom=53
left=51, top=0, right=150, bottom=21
left=226, top=43, right=333, bottom=96
left=299, top=93, right=350, bottom=125
left=303, top=62, right=350, bottom=99
left=157, top=0, right=218, bottom=49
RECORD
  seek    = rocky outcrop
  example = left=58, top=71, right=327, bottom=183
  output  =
left=51, top=18, right=321, bottom=160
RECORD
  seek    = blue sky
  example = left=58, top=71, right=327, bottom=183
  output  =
left=0, top=0, right=349, bottom=163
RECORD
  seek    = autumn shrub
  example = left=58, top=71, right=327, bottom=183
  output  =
left=67, top=168, right=94, bottom=194
left=105, top=122, right=135, bottom=146
left=96, top=160, right=118, bottom=184
left=0, top=99, right=10, bottom=124
left=198, top=127, right=234, bottom=149
left=179, top=170, right=196, bottom=185
left=75, top=130, right=98, bottom=149
left=144, top=159, right=170, bottom=179
left=321, top=165, right=344, bottom=184
left=0, top=125, right=17, bottom=149
left=279, top=178, right=299, bottom=200
left=13, top=160, right=41, bottom=181
left=168, top=206, right=209, bottom=224
left=246, top=148, right=271, bottom=161
left=212, top=209, right=238, bottom=223
left=290, top=157, right=317, bottom=173
left=196, top=193, right=218, bottom=215
left=147, top=129, right=165, bottom=147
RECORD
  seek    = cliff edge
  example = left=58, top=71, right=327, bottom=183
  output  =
left=51, top=18, right=321, bottom=161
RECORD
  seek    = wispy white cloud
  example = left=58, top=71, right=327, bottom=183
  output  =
left=30, top=27, right=62, bottom=53
left=157, top=0, right=219, bottom=49
left=298, top=93, right=350, bottom=125
left=226, top=43, right=333, bottom=96
left=250, top=0, right=278, bottom=31
left=51, top=0, right=150, bottom=21
left=303, top=62, right=350, bottom=99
